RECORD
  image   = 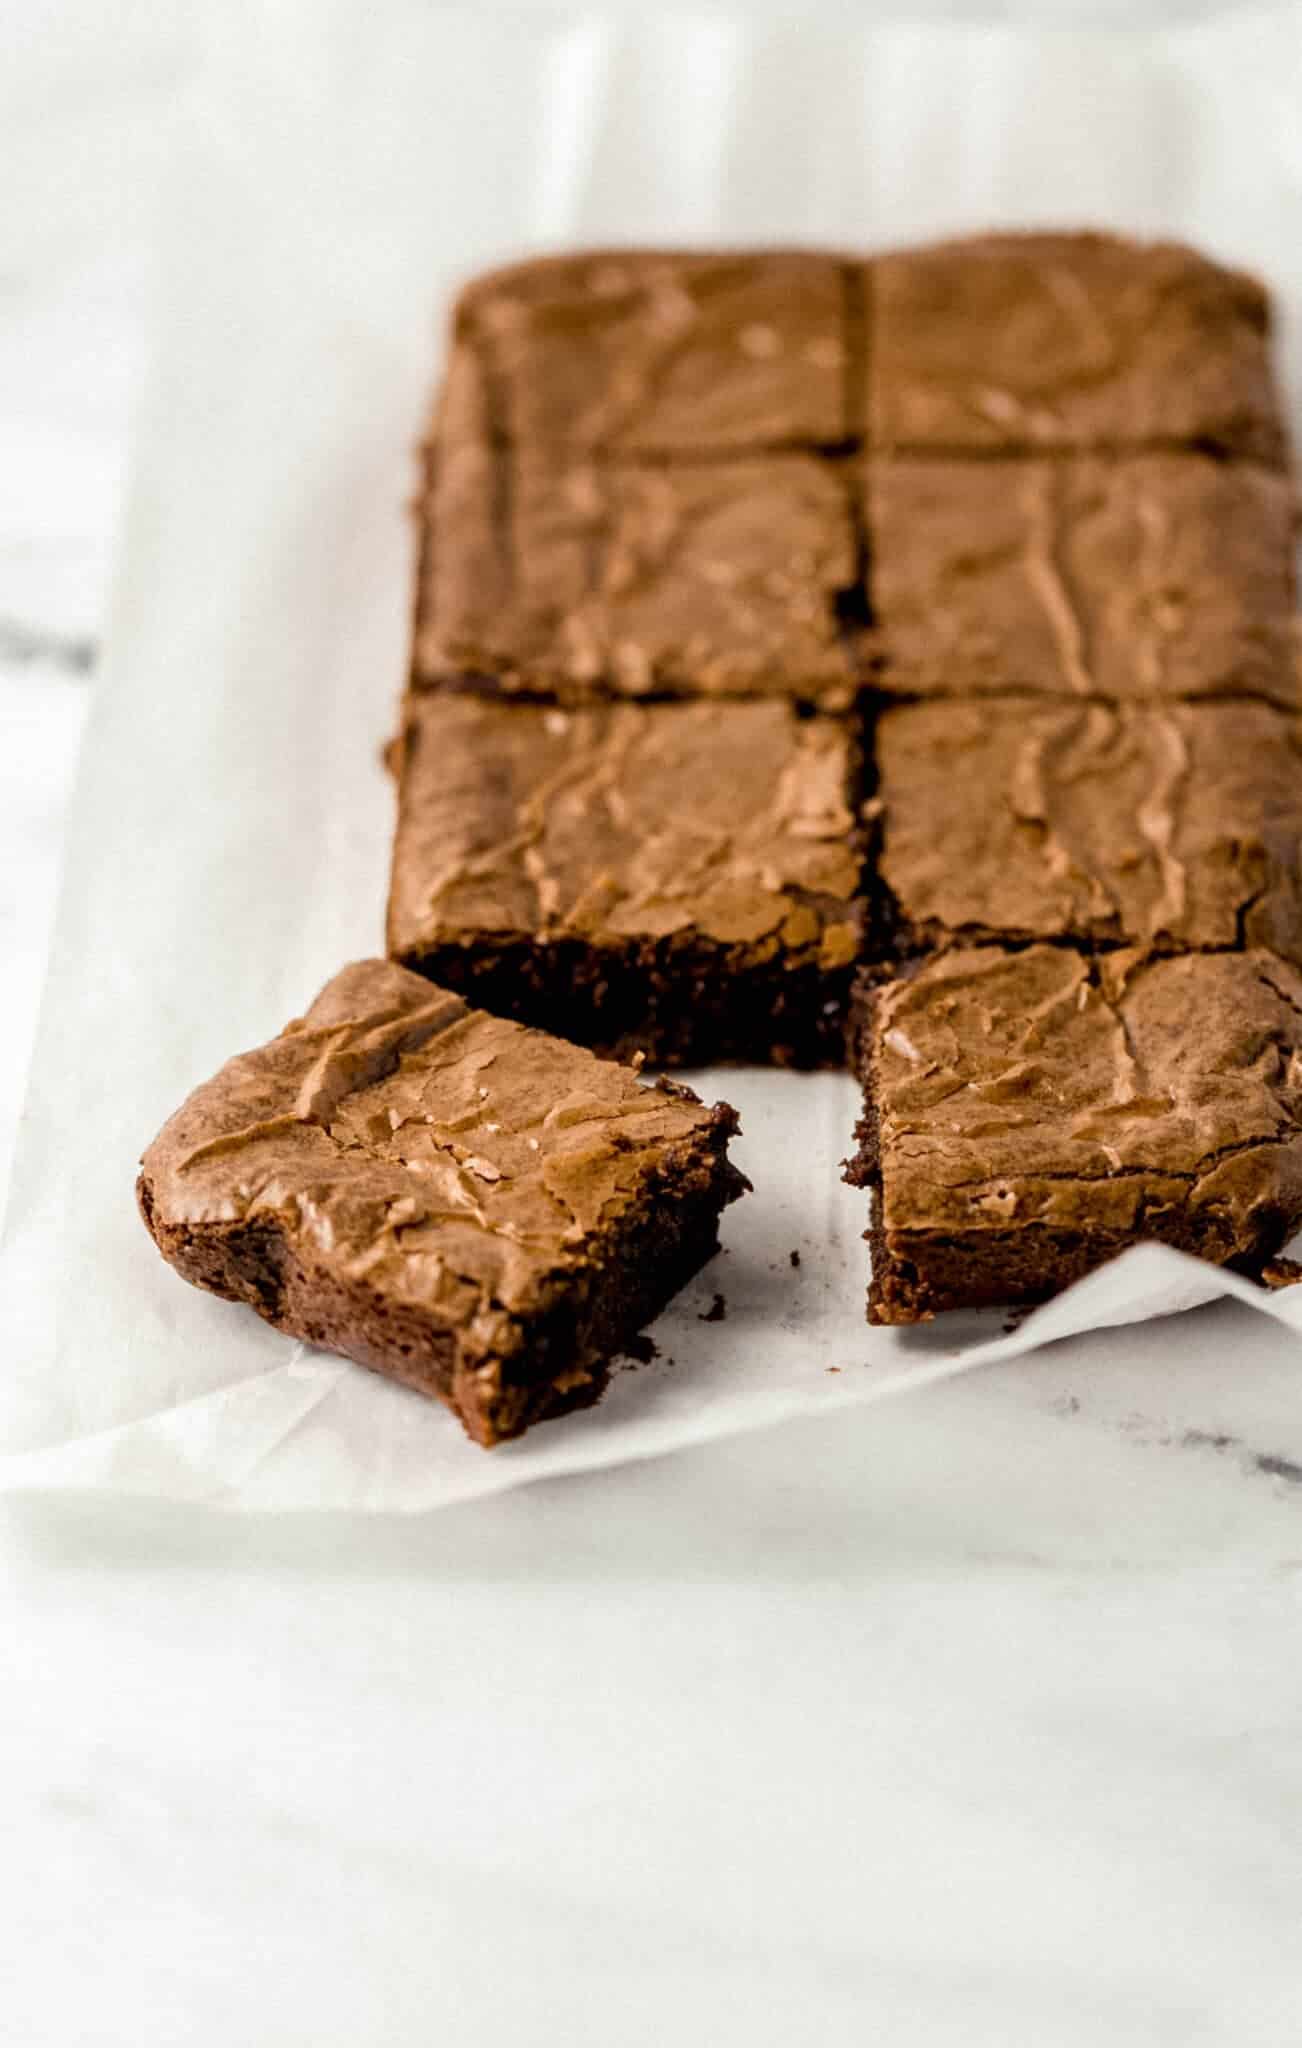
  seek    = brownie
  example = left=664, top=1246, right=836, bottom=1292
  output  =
left=865, top=451, right=1297, bottom=705
left=846, top=945, right=1302, bottom=1323
left=137, top=960, right=746, bottom=1447
left=446, top=247, right=851, bottom=454
left=873, top=695, right=1302, bottom=958
left=413, top=447, right=862, bottom=706
left=867, top=231, right=1286, bottom=461
left=386, top=693, right=865, bottom=1066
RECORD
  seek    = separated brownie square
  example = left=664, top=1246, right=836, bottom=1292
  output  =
left=414, top=448, right=862, bottom=706
left=866, top=452, right=1296, bottom=704
left=872, top=696, right=1302, bottom=958
left=447, top=247, right=851, bottom=454
left=137, top=960, right=746, bottom=1447
left=387, top=693, right=865, bottom=1067
left=866, top=231, right=1286, bottom=461
left=847, top=946, right=1302, bottom=1324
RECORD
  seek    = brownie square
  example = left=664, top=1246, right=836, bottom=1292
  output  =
left=387, top=693, right=865, bottom=1067
left=137, top=960, right=746, bottom=1447
left=866, top=452, right=1297, bottom=705
left=847, top=945, right=1302, bottom=1323
left=450, top=247, right=850, bottom=454
left=413, top=448, right=861, bottom=706
left=866, top=231, right=1286, bottom=461
left=873, top=696, right=1302, bottom=957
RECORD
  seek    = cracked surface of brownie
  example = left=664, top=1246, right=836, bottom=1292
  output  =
left=847, top=945, right=1302, bottom=1322
left=415, top=449, right=863, bottom=705
left=445, top=247, right=852, bottom=454
left=865, top=452, right=1297, bottom=705
left=866, top=230, right=1286, bottom=460
left=872, top=695, right=1302, bottom=959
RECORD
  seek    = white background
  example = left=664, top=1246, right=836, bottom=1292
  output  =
left=4, top=5, right=1302, bottom=2041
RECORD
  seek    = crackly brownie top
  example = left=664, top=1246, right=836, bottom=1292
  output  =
left=445, top=247, right=850, bottom=453
left=869, top=945, right=1302, bottom=1241
left=866, top=452, right=1297, bottom=704
left=415, top=448, right=859, bottom=703
left=875, top=696, right=1302, bottom=956
left=388, top=693, right=863, bottom=967
left=140, top=960, right=735, bottom=1344
left=868, top=230, right=1284, bottom=460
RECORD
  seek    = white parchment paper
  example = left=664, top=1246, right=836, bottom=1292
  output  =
left=4, top=0, right=1302, bottom=1511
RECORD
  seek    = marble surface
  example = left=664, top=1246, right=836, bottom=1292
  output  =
left=3, top=7, right=1302, bottom=2043
left=0, top=1, right=183, bottom=1205
left=5, top=1402, right=1302, bottom=2048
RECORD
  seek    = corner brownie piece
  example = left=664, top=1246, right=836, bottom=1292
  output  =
left=413, top=448, right=860, bottom=706
left=448, top=247, right=850, bottom=453
left=873, top=696, right=1302, bottom=958
left=137, top=960, right=746, bottom=1447
left=865, top=452, right=1296, bottom=705
left=867, top=231, right=1286, bottom=461
left=387, top=693, right=864, bottom=1066
left=847, top=945, right=1302, bottom=1324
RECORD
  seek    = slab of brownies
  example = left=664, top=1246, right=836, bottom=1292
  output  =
left=140, top=230, right=1302, bottom=1447
left=398, top=229, right=1302, bottom=1323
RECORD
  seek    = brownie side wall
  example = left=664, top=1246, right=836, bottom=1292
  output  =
left=840, top=978, right=892, bottom=1324
left=488, top=1138, right=744, bottom=1439
left=866, top=1209, right=1298, bottom=1326
left=843, top=974, right=882, bottom=1187
left=393, top=933, right=854, bottom=1070
left=406, top=435, right=439, bottom=699
left=137, top=1171, right=464, bottom=1405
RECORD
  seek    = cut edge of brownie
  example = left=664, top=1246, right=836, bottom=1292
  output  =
left=390, top=931, right=858, bottom=1071
left=137, top=1093, right=746, bottom=1449
left=857, top=1213, right=1300, bottom=1328
left=844, top=968, right=884, bottom=1184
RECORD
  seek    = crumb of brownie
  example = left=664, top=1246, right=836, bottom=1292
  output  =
left=1261, top=1256, right=1302, bottom=1290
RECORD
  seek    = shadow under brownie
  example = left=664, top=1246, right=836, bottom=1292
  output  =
left=387, top=691, right=866, bottom=1067
left=137, top=959, right=746, bottom=1447
left=846, top=944, right=1302, bottom=1324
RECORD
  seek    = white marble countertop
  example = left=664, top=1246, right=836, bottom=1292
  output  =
left=4, top=8, right=1301, bottom=2043
left=0, top=3, right=186, bottom=1207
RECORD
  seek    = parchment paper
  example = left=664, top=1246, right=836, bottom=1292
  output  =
left=4, top=0, right=1301, bottom=1510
